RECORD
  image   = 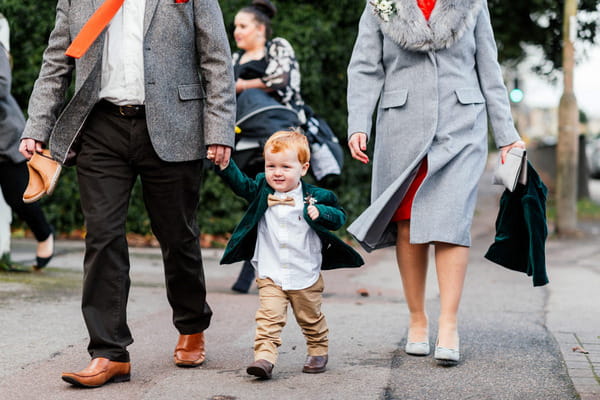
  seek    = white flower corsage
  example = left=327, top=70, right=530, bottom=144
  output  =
left=304, top=195, right=317, bottom=206
left=370, top=0, right=396, bottom=22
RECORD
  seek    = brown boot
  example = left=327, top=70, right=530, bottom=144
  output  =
left=22, top=161, right=45, bottom=203
left=246, top=359, right=274, bottom=379
left=173, top=332, right=205, bottom=367
left=61, top=357, right=131, bottom=388
left=302, top=355, right=328, bottom=373
left=23, top=150, right=61, bottom=203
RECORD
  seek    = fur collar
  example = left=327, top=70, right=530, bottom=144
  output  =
left=375, top=0, right=483, bottom=52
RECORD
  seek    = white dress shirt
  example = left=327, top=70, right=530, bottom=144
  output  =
left=252, top=183, right=323, bottom=290
left=99, top=0, right=146, bottom=105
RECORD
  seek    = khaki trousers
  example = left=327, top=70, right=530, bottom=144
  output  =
left=254, top=275, right=329, bottom=364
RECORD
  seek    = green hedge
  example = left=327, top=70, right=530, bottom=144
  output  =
left=5, top=1, right=372, bottom=237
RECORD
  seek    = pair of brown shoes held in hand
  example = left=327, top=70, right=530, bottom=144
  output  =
left=22, top=149, right=61, bottom=204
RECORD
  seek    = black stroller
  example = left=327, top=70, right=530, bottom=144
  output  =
left=233, top=88, right=300, bottom=178
left=233, top=88, right=344, bottom=186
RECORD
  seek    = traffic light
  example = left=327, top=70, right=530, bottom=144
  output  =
left=509, top=78, right=524, bottom=103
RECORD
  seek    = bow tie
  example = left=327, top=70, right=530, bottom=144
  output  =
left=267, top=194, right=295, bottom=207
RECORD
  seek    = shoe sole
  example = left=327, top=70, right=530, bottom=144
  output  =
left=45, top=166, right=62, bottom=196
left=61, top=373, right=130, bottom=388
left=23, top=190, right=46, bottom=204
left=406, top=351, right=430, bottom=356
left=435, top=358, right=459, bottom=366
left=302, top=367, right=326, bottom=374
left=174, top=360, right=204, bottom=368
left=246, top=366, right=271, bottom=379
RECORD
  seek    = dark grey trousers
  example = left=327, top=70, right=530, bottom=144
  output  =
left=76, top=104, right=212, bottom=362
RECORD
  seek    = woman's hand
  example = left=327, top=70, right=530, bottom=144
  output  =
left=348, top=132, right=369, bottom=164
left=19, top=138, right=43, bottom=160
left=235, top=78, right=269, bottom=94
left=235, top=79, right=247, bottom=94
left=499, top=140, right=526, bottom=164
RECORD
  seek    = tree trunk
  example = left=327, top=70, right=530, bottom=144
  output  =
left=556, top=0, right=579, bottom=236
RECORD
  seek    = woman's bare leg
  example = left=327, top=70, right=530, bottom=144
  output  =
left=396, top=221, right=430, bottom=342
left=434, top=242, right=468, bottom=349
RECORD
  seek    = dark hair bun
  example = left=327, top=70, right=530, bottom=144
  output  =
left=251, top=0, right=277, bottom=19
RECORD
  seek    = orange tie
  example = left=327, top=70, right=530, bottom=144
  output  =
left=65, top=0, right=125, bottom=58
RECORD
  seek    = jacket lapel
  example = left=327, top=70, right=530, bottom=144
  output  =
left=144, top=0, right=160, bottom=36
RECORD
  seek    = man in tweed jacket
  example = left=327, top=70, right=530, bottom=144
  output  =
left=19, top=0, right=236, bottom=388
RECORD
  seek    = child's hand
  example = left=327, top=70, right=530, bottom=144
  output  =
left=207, top=146, right=230, bottom=170
left=307, top=205, right=319, bottom=220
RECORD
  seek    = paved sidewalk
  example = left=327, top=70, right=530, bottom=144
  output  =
left=0, top=164, right=599, bottom=399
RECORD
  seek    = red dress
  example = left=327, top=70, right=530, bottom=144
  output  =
left=391, top=0, right=436, bottom=222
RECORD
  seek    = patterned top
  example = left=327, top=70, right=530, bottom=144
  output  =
left=232, top=37, right=305, bottom=116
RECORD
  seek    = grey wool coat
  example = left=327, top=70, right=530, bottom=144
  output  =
left=21, top=0, right=236, bottom=165
left=347, top=0, right=521, bottom=251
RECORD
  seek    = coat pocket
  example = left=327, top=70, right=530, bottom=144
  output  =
left=380, top=89, right=408, bottom=109
left=455, top=88, right=485, bottom=104
left=178, top=84, right=206, bottom=101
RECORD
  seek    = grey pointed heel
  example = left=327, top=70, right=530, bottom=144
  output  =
left=434, top=337, right=460, bottom=365
left=405, top=341, right=431, bottom=356
left=404, top=328, right=430, bottom=356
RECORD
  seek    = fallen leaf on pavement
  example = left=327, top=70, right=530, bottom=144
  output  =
left=572, top=346, right=589, bottom=354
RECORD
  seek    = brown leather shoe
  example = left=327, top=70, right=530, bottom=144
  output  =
left=22, top=162, right=45, bottom=204
left=61, top=357, right=130, bottom=388
left=174, top=332, right=205, bottom=367
left=302, top=355, right=328, bottom=373
left=246, top=359, right=274, bottom=379
left=23, top=150, right=61, bottom=203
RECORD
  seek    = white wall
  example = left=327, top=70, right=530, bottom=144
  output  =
left=0, top=190, right=11, bottom=255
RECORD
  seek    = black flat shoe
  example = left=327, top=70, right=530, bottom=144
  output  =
left=34, top=254, right=53, bottom=270
left=34, top=230, right=54, bottom=270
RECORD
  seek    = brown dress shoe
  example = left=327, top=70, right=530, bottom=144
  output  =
left=23, top=150, right=61, bottom=203
left=61, top=357, right=131, bottom=388
left=246, top=359, right=274, bottom=379
left=174, top=332, right=205, bottom=367
left=302, top=355, right=328, bottom=373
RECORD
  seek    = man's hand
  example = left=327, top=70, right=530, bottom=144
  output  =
left=307, top=205, right=319, bottom=220
left=206, top=144, right=231, bottom=170
left=348, top=132, right=369, bottom=164
left=19, top=138, right=43, bottom=160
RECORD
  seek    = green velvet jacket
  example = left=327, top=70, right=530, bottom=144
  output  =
left=217, top=160, right=364, bottom=270
left=485, top=162, right=549, bottom=287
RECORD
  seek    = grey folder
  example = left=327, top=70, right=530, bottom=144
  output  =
left=492, top=147, right=527, bottom=192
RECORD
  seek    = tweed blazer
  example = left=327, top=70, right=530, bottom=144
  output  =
left=217, top=160, right=364, bottom=270
left=346, top=0, right=521, bottom=250
left=21, top=0, right=235, bottom=165
left=0, top=44, right=26, bottom=163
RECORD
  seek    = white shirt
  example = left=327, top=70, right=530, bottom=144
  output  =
left=99, top=0, right=146, bottom=105
left=252, top=183, right=322, bottom=290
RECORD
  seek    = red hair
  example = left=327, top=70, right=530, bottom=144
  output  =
left=263, top=129, right=310, bottom=164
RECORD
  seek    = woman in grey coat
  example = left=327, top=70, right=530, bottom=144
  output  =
left=346, top=0, right=525, bottom=364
